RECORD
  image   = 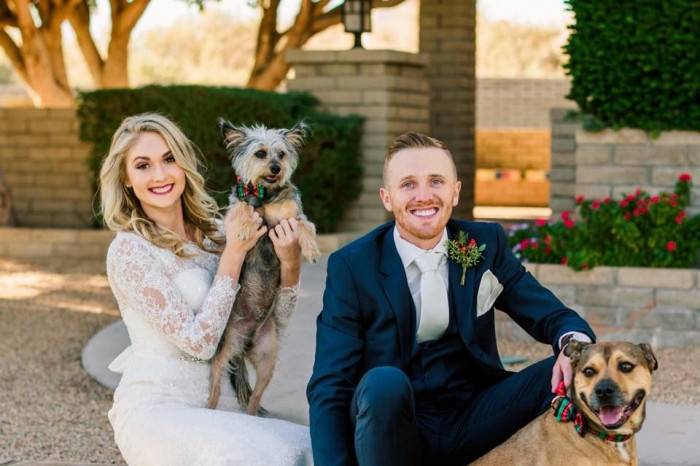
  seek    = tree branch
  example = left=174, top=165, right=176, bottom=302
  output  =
left=0, top=28, right=27, bottom=82
left=116, top=0, right=149, bottom=34
left=14, top=0, right=37, bottom=36
left=67, top=0, right=104, bottom=83
left=0, top=0, right=18, bottom=27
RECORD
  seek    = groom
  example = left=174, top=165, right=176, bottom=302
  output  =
left=307, top=132, right=595, bottom=466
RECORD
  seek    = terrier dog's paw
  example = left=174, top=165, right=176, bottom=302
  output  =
left=229, top=202, right=256, bottom=241
left=297, top=221, right=321, bottom=263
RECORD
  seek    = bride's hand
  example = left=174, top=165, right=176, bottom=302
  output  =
left=223, top=205, right=267, bottom=257
left=269, top=218, right=301, bottom=267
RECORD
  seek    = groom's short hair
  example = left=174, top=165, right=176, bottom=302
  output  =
left=383, top=132, right=457, bottom=185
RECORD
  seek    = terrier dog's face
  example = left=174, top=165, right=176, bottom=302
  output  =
left=218, top=119, right=308, bottom=190
left=565, top=341, right=658, bottom=436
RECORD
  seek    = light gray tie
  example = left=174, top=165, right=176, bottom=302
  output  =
left=414, top=251, right=449, bottom=343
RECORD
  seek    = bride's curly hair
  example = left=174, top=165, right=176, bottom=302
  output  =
left=99, top=113, right=224, bottom=256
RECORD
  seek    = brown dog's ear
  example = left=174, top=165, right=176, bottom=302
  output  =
left=638, top=343, right=658, bottom=372
left=218, top=118, right=246, bottom=150
left=564, top=339, right=591, bottom=367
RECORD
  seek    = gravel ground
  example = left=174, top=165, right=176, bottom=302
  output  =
left=1, top=258, right=699, bottom=464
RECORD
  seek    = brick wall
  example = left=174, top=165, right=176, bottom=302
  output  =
left=575, top=129, right=700, bottom=216
left=420, top=0, right=476, bottom=219
left=549, top=108, right=579, bottom=216
left=495, top=264, right=700, bottom=347
left=0, top=108, right=93, bottom=228
left=287, top=49, right=430, bottom=232
left=476, top=129, right=550, bottom=170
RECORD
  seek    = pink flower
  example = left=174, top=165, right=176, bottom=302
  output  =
left=561, top=210, right=572, bottom=220
left=635, top=188, right=642, bottom=197
left=603, top=197, right=611, bottom=204
left=575, top=195, right=585, bottom=205
left=650, top=195, right=660, bottom=204
left=679, top=173, right=692, bottom=182
left=620, top=199, right=630, bottom=208
left=519, top=239, right=530, bottom=250
left=591, top=200, right=601, bottom=210
left=666, top=241, right=677, bottom=252
left=675, top=211, right=686, bottom=224
left=626, top=193, right=636, bottom=201
left=564, top=219, right=575, bottom=229
left=535, top=218, right=548, bottom=227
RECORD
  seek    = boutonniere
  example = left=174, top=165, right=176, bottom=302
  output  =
left=446, top=231, right=486, bottom=285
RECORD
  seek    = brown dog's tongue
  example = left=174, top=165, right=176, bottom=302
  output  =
left=599, top=406, right=624, bottom=426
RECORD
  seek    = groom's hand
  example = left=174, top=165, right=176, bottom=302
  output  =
left=550, top=350, right=573, bottom=393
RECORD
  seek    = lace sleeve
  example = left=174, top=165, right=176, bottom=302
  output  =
left=106, top=234, right=240, bottom=360
left=274, top=284, right=299, bottom=332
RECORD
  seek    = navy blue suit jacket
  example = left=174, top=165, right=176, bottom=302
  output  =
left=306, top=220, right=595, bottom=466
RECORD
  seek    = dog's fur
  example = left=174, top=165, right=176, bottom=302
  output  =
left=207, top=119, right=321, bottom=415
left=473, top=341, right=658, bottom=466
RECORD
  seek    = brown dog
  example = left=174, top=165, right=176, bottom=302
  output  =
left=473, top=341, right=658, bottom=466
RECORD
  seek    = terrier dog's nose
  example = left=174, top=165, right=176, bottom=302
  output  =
left=270, top=163, right=281, bottom=175
left=594, top=379, right=617, bottom=399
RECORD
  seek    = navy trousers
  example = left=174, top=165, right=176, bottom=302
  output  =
left=350, top=357, right=555, bottom=466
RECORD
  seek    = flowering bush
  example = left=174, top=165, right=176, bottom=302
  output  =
left=509, top=174, right=700, bottom=270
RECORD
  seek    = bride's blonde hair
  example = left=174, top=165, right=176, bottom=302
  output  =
left=99, top=113, right=224, bottom=256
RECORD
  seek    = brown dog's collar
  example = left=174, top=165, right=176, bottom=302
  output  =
left=551, top=381, right=632, bottom=443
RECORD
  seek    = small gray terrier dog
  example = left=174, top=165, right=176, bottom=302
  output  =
left=207, top=118, right=320, bottom=415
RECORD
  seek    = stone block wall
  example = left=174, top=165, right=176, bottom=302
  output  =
left=549, top=108, right=580, bottom=217
left=287, top=49, right=430, bottom=232
left=575, top=130, right=700, bottom=216
left=495, top=263, right=700, bottom=347
left=420, top=0, right=476, bottom=219
left=476, top=129, right=550, bottom=170
left=0, top=108, right=93, bottom=227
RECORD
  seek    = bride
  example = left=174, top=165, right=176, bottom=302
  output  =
left=99, top=113, right=313, bottom=465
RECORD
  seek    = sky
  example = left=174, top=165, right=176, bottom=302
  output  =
left=90, top=0, right=570, bottom=36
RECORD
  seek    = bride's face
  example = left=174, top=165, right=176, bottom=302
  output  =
left=124, top=131, right=186, bottom=214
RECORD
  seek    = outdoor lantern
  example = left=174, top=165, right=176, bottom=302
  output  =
left=341, top=0, right=372, bottom=49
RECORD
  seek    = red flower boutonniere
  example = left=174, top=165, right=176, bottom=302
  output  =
left=446, top=231, right=486, bottom=285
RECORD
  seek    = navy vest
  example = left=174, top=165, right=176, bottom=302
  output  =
left=407, top=292, right=475, bottom=407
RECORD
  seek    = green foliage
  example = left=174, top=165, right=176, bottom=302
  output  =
left=77, top=85, right=363, bottom=233
left=563, top=1, right=700, bottom=132
left=509, top=174, right=700, bottom=270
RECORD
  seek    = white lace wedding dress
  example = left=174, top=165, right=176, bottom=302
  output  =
left=106, top=231, right=313, bottom=466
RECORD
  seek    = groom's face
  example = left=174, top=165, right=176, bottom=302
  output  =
left=379, top=147, right=461, bottom=248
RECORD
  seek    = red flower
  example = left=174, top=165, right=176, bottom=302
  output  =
left=564, top=219, right=575, bottom=229
left=603, top=197, right=611, bottom=204
left=624, top=212, right=632, bottom=221
left=626, top=193, right=636, bottom=201
left=575, top=195, right=585, bottom=205
left=666, top=241, right=677, bottom=252
left=545, top=246, right=552, bottom=255
left=519, top=239, right=530, bottom=250
left=670, top=199, right=679, bottom=207
left=620, top=199, right=630, bottom=208
left=650, top=195, right=660, bottom=204
left=635, top=188, right=642, bottom=197
left=679, top=173, right=692, bottom=182
left=675, top=211, right=686, bottom=224
left=561, top=256, right=569, bottom=265
left=633, top=206, right=647, bottom=217
left=591, top=200, right=601, bottom=210
left=561, top=210, right=572, bottom=220
left=535, top=218, right=548, bottom=227
left=468, top=238, right=477, bottom=247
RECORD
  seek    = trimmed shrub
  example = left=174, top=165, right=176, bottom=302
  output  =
left=77, top=85, right=363, bottom=233
left=564, top=1, right=700, bottom=133
left=510, top=173, right=700, bottom=270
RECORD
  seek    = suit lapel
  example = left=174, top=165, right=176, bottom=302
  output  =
left=447, top=220, right=476, bottom=346
left=379, top=226, right=412, bottom=367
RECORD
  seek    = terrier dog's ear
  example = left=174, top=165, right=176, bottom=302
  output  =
left=284, top=121, right=309, bottom=149
left=218, top=118, right=246, bottom=149
left=564, top=339, right=591, bottom=368
left=638, top=343, right=658, bottom=372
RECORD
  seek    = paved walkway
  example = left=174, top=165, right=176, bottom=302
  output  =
left=83, top=257, right=700, bottom=466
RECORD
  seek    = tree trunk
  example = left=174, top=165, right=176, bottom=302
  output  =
left=102, top=32, right=130, bottom=87
left=0, top=170, right=14, bottom=226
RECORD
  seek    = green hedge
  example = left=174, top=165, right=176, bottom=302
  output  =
left=77, top=85, right=363, bottom=233
left=564, top=1, right=700, bottom=133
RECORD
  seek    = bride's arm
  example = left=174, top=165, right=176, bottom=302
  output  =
left=106, top=210, right=266, bottom=360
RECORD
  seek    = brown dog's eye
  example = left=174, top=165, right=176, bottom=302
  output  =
left=255, top=150, right=267, bottom=159
left=278, top=151, right=286, bottom=159
left=583, top=367, right=596, bottom=377
left=619, top=362, right=635, bottom=373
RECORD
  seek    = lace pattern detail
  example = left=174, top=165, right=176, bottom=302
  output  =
left=274, top=284, right=299, bottom=331
left=107, top=232, right=239, bottom=360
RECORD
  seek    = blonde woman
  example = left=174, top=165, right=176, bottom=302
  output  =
left=101, top=113, right=312, bottom=465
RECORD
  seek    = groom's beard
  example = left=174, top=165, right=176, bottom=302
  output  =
left=394, top=197, right=452, bottom=243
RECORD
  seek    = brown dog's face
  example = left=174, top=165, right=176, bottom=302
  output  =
left=565, top=341, right=658, bottom=435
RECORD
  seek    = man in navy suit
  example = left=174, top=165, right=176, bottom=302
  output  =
left=307, top=132, right=595, bottom=466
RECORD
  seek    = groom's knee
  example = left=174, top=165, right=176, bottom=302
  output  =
left=354, top=366, right=413, bottom=420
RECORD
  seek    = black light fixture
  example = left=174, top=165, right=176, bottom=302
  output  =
left=341, top=0, right=372, bottom=49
